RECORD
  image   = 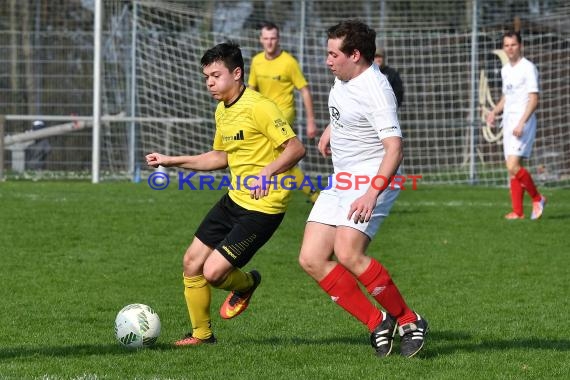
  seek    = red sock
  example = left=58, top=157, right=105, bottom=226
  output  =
left=515, top=167, right=541, bottom=202
left=510, top=177, right=524, bottom=216
left=319, top=264, right=382, bottom=332
left=358, top=258, right=416, bottom=325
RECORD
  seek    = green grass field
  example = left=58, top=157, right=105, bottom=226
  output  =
left=1, top=181, right=569, bottom=379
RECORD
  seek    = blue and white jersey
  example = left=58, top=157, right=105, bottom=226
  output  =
left=328, top=64, right=402, bottom=175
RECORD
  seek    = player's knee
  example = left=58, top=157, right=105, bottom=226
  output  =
left=202, top=266, right=226, bottom=285
left=505, top=156, right=522, bottom=175
left=298, top=250, right=319, bottom=275
left=506, top=163, right=520, bottom=176
left=182, top=254, right=194, bottom=272
left=182, top=250, right=205, bottom=276
left=335, top=251, right=365, bottom=272
left=298, top=251, right=310, bottom=271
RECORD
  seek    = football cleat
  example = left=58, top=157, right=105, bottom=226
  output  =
left=370, top=311, right=397, bottom=357
left=504, top=212, right=524, bottom=220
left=220, top=270, right=261, bottom=319
left=174, top=333, right=217, bottom=346
left=531, top=195, right=547, bottom=220
left=398, top=313, right=429, bottom=357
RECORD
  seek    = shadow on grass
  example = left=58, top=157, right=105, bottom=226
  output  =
left=540, top=214, right=570, bottom=220
left=2, top=332, right=569, bottom=360
left=0, top=335, right=369, bottom=360
left=423, top=330, right=570, bottom=358
left=250, top=331, right=570, bottom=358
left=0, top=342, right=180, bottom=360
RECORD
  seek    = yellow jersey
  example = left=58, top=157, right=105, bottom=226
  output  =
left=248, top=51, right=308, bottom=125
left=213, top=87, right=296, bottom=214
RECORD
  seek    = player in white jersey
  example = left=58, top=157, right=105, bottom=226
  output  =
left=298, top=20, right=428, bottom=358
left=486, top=30, right=546, bottom=220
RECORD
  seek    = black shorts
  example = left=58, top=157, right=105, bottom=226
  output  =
left=195, top=193, right=285, bottom=268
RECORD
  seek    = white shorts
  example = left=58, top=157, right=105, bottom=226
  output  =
left=307, top=185, right=400, bottom=239
left=502, top=113, right=537, bottom=159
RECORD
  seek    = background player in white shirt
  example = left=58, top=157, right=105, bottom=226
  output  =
left=486, top=30, right=546, bottom=220
left=298, top=20, right=428, bottom=358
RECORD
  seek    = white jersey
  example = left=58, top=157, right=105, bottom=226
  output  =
left=501, top=57, right=539, bottom=158
left=328, top=64, right=402, bottom=175
left=502, top=57, right=539, bottom=117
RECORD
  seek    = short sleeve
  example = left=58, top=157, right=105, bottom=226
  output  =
left=252, top=99, right=296, bottom=147
left=289, top=57, right=308, bottom=90
left=248, top=56, right=258, bottom=88
left=212, top=103, right=224, bottom=150
left=369, top=109, right=402, bottom=141
left=527, top=63, right=539, bottom=93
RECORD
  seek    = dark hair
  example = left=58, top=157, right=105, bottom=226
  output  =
left=327, top=20, right=376, bottom=63
left=503, top=30, right=522, bottom=44
left=260, top=21, right=280, bottom=33
left=200, top=41, right=245, bottom=81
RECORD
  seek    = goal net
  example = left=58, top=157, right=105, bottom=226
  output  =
left=1, top=0, right=569, bottom=185
left=130, top=0, right=570, bottom=186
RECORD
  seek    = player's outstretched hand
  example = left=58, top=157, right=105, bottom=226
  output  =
left=146, top=152, right=169, bottom=168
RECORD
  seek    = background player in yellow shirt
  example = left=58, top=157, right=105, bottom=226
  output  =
left=146, top=41, right=305, bottom=346
left=249, top=21, right=319, bottom=203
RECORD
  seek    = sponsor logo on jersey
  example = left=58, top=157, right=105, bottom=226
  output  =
left=379, top=126, right=399, bottom=133
left=330, top=106, right=340, bottom=120
left=222, top=130, right=244, bottom=142
left=274, top=118, right=287, bottom=128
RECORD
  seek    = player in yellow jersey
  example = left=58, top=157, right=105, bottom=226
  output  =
left=249, top=21, right=319, bottom=203
left=146, top=41, right=305, bottom=346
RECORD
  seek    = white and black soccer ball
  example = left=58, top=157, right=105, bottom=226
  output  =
left=114, top=303, right=161, bottom=348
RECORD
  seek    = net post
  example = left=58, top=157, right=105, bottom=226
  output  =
left=0, top=115, right=4, bottom=181
left=91, top=0, right=102, bottom=184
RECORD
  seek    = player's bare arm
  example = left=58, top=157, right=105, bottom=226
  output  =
left=145, top=150, right=228, bottom=171
left=249, top=137, right=306, bottom=199
left=348, top=136, right=403, bottom=223
left=300, top=86, right=317, bottom=139
left=317, top=125, right=332, bottom=157
left=486, top=95, right=505, bottom=127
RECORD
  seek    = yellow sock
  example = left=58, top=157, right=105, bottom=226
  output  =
left=290, top=166, right=313, bottom=195
left=183, top=274, right=212, bottom=340
left=213, top=269, right=253, bottom=292
left=290, top=165, right=319, bottom=202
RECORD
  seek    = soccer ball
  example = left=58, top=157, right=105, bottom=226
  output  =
left=114, top=303, right=161, bottom=348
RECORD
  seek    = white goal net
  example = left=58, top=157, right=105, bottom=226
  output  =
left=1, top=0, right=569, bottom=185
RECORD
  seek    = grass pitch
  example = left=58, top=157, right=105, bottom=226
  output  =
left=0, top=181, right=568, bottom=379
